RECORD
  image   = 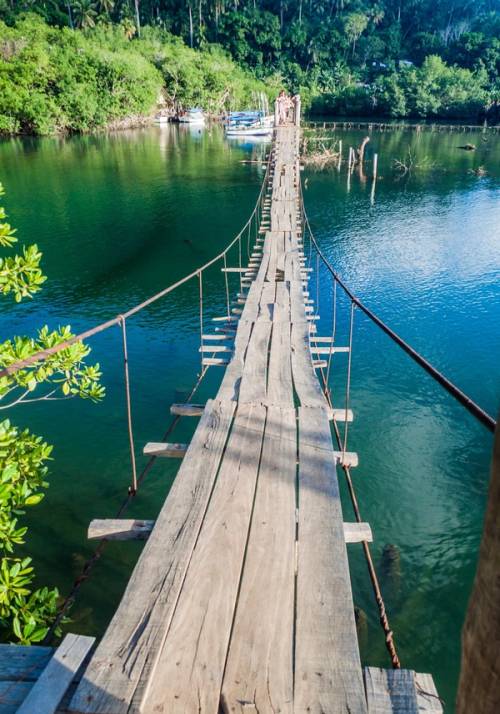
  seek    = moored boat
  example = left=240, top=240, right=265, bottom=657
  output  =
left=178, top=108, right=206, bottom=125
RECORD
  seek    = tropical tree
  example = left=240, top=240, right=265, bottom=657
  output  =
left=96, top=0, right=115, bottom=19
left=344, top=12, right=369, bottom=57
left=73, top=0, right=97, bottom=29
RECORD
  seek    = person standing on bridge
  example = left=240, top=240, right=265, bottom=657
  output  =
left=276, top=90, right=293, bottom=125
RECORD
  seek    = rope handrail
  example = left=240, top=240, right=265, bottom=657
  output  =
left=0, top=150, right=272, bottom=380
left=301, top=208, right=497, bottom=434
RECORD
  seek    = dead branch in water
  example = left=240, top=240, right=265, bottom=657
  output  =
left=301, top=135, right=340, bottom=168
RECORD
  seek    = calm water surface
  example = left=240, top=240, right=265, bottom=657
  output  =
left=0, top=124, right=499, bottom=710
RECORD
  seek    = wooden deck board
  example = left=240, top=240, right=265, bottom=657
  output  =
left=70, top=399, right=235, bottom=713
left=140, top=404, right=267, bottom=713
left=221, top=406, right=296, bottom=713
left=295, top=407, right=367, bottom=713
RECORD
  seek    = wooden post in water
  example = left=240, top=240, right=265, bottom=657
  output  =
left=294, top=95, right=301, bottom=127
left=347, top=148, right=352, bottom=192
left=457, top=419, right=500, bottom=714
left=338, top=140, right=342, bottom=171
left=370, top=153, right=378, bottom=205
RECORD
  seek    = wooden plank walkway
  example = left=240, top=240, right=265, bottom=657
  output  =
left=70, top=123, right=365, bottom=714
left=69, top=123, right=440, bottom=713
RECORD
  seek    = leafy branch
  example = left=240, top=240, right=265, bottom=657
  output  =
left=0, top=182, right=104, bottom=644
left=0, top=184, right=45, bottom=302
left=0, top=325, right=105, bottom=408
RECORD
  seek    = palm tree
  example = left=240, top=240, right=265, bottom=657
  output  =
left=121, top=17, right=137, bottom=40
left=74, top=0, right=98, bottom=29
left=96, top=0, right=114, bottom=17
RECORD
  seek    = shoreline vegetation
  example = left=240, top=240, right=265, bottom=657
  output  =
left=0, top=1, right=499, bottom=137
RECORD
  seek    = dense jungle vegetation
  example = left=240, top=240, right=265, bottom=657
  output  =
left=0, top=1, right=499, bottom=133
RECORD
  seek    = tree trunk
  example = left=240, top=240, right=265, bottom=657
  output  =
left=134, top=0, right=141, bottom=37
left=189, top=4, right=194, bottom=48
left=66, top=1, right=74, bottom=29
left=456, top=420, right=500, bottom=714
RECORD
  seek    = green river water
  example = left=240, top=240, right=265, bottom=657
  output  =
left=0, top=123, right=499, bottom=710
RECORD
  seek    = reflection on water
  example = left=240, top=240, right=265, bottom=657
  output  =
left=0, top=124, right=498, bottom=711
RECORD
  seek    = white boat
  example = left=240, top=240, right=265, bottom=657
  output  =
left=225, top=112, right=273, bottom=137
left=179, top=108, right=206, bottom=125
left=226, top=124, right=273, bottom=137
left=153, top=114, right=170, bottom=125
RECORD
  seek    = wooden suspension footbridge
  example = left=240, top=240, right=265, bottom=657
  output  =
left=64, top=117, right=440, bottom=713
left=7, top=99, right=498, bottom=713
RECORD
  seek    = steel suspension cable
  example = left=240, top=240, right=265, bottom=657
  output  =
left=43, top=360, right=212, bottom=644
left=119, top=316, right=138, bottom=494
left=0, top=148, right=273, bottom=382
left=198, top=270, right=204, bottom=373
left=315, top=340, right=401, bottom=669
left=301, top=205, right=496, bottom=434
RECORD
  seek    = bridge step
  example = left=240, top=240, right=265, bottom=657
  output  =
left=215, top=326, right=237, bottom=334
left=343, top=522, right=373, bottom=543
left=212, top=315, right=239, bottom=322
left=310, top=346, right=350, bottom=354
left=87, top=519, right=372, bottom=544
left=202, top=333, right=234, bottom=340
left=16, top=633, right=96, bottom=714
left=364, top=668, right=442, bottom=713
left=88, top=519, right=155, bottom=541
left=313, top=360, right=328, bottom=368
left=199, top=345, right=233, bottom=353
left=221, top=267, right=252, bottom=273
left=334, top=451, right=359, bottom=468
left=202, top=357, right=231, bottom=366
left=170, top=404, right=205, bottom=417
left=330, top=408, right=354, bottom=423
left=143, top=442, right=188, bottom=458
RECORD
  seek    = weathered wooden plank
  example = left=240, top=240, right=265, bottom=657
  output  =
left=88, top=519, right=154, bottom=541
left=143, top=442, right=187, bottom=457
left=414, top=673, right=443, bottom=712
left=70, top=399, right=235, bottom=713
left=0, top=681, right=33, bottom=713
left=199, top=344, right=233, bottom=352
left=267, top=322, right=294, bottom=406
left=170, top=403, right=205, bottom=416
left=290, top=321, right=327, bottom=408
left=295, top=407, right=367, bottom=713
left=330, top=408, right=354, bottom=422
left=221, top=406, right=296, bottom=713
left=364, top=668, right=419, bottom=713
left=0, top=644, right=53, bottom=682
left=202, top=357, right=230, bottom=366
left=217, top=319, right=253, bottom=401
left=343, top=522, right=373, bottom=543
left=334, top=450, right=359, bottom=468
left=310, top=346, right=350, bottom=354
left=17, top=634, right=95, bottom=714
left=141, top=404, right=267, bottom=713
left=239, top=321, right=272, bottom=403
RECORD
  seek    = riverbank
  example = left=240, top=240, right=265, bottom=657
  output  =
left=1, top=14, right=498, bottom=138
left=0, top=14, right=275, bottom=137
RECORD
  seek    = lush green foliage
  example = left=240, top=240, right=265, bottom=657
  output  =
left=0, top=1, right=499, bottom=126
left=0, top=13, right=276, bottom=134
left=0, top=184, right=104, bottom=644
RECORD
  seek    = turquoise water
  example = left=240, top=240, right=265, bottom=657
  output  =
left=0, top=124, right=499, bottom=710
